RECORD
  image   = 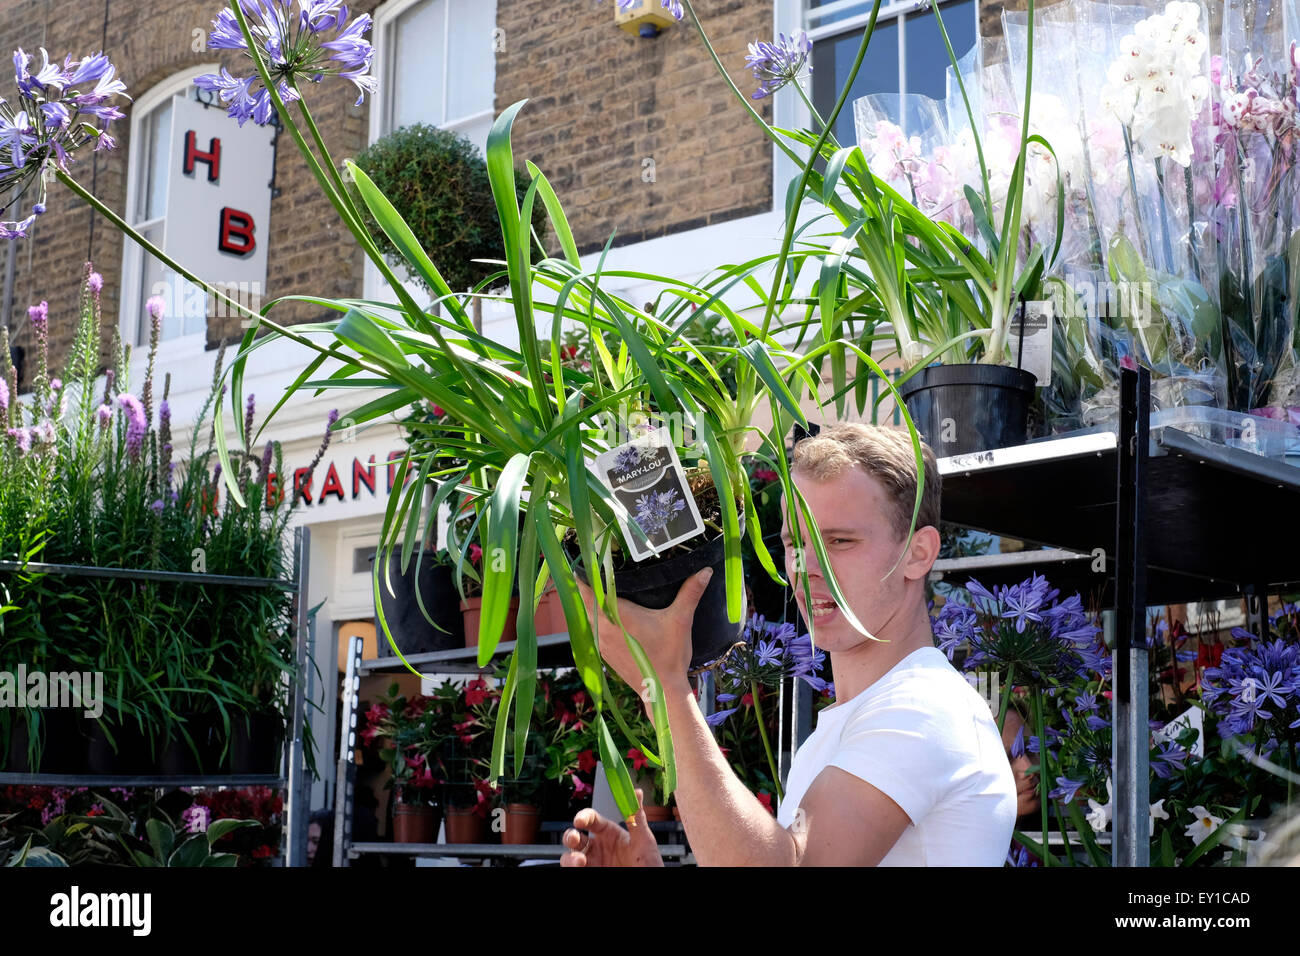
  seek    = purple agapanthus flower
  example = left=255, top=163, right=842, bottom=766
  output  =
left=610, top=0, right=684, bottom=21
left=115, top=392, right=146, bottom=460
left=705, top=707, right=738, bottom=728
left=633, top=487, right=686, bottom=537
left=1203, top=630, right=1300, bottom=740
left=745, top=31, right=812, bottom=100
left=1150, top=739, right=1188, bottom=779
left=1, top=48, right=128, bottom=237
left=1048, top=776, right=1085, bottom=803
left=196, top=0, right=378, bottom=126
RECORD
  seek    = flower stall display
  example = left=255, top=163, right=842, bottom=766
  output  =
left=0, top=266, right=330, bottom=775
left=937, top=575, right=1299, bottom=866
left=360, top=684, right=449, bottom=843
left=0, top=785, right=275, bottom=867
left=706, top=614, right=832, bottom=813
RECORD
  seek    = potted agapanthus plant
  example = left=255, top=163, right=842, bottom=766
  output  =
left=669, top=0, right=1063, bottom=455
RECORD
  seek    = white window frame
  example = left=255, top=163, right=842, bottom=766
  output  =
left=365, top=0, right=500, bottom=304
left=118, top=63, right=218, bottom=358
left=801, top=0, right=979, bottom=134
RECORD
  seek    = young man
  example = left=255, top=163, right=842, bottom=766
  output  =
left=563, top=422, right=1017, bottom=866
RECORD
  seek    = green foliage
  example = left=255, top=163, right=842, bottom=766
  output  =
left=351, top=123, right=547, bottom=297
left=0, top=268, right=317, bottom=773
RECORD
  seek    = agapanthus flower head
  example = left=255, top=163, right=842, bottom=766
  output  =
left=196, top=0, right=378, bottom=126
left=1, top=48, right=129, bottom=237
left=944, top=576, right=1106, bottom=685
left=1202, top=627, right=1300, bottom=741
left=745, top=30, right=812, bottom=100
left=609, top=0, right=684, bottom=22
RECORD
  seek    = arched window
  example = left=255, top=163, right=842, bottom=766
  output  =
left=119, top=66, right=217, bottom=350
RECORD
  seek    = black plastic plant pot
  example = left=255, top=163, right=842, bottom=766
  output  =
left=570, top=528, right=748, bottom=674
left=160, top=712, right=219, bottom=775
left=897, top=363, right=1038, bottom=457
left=228, top=712, right=285, bottom=775
left=370, top=549, right=465, bottom=655
left=85, top=717, right=153, bottom=774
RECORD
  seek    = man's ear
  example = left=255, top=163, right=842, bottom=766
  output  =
left=903, top=525, right=942, bottom=581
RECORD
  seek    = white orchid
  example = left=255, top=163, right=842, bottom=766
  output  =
left=1184, top=804, right=1224, bottom=845
left=1149, top=798, right=1170, bottom=837
left=1085, top=777, right=1113, bottom=832
left=1097, top=1, right=1210, bottom=166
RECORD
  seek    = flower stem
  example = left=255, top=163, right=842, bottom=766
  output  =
left=750, top=680, right=784, bottom=802
left=1031, top=683, right=1053, bottom=867
left=996, top=665, right=1015, bottom=734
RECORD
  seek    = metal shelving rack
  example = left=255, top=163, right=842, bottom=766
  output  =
left=928, top=368, right=1300, bottom=865
left=0, top=526, right=315, bottom=866
left=333, top=631, right=697, bottom=866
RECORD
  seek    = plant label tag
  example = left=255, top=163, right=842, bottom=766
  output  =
left=1152, top=704, right=1203, bottom=759
left=1009, top=300, right=1053, bottom=386
left=594, top=427, right=706, bottom=562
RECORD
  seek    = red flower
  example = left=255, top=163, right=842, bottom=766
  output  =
left=85, top=807, right=104, bottom=817
left=741, top=692, right=753, bottom=707
left=571, top=774, right=593, bottom=798
left=364, top=703, right=389, bottom=724
left=577, top=749, right=597, bottom=774
left=756, top=792, right=774, bottom=815
left=431, top=404, right=445, bottom=418
left=469, top=543, right=483, bottom=565
left=752, top=469, right=779, bottom=483
left=1101, top=690, right=1113, bottom=699
left=572, top=690, right=587, bottom=709
left=560, top=344, right=579, bottom=359
left=627, top=748, right=648, bottom=771
left=465, top=678, right=490, bottom=707
left=251, top=844, right=275, bottom=859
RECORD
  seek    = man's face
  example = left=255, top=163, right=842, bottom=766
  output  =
left=779, top=466, right=930, bottom=652
left=307, top=822, right=321, bottom=862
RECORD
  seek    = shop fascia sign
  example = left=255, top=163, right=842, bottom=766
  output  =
left=264, top=438, right=415, bottom=511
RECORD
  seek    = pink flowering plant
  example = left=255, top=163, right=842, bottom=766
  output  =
left=0, top=264, right=333, bottom=773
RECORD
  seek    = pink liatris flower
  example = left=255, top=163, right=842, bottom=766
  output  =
left=6, top=426, right=32, bottom=454
left=0, top=376, right=8, bottom=413
left=95, top=404, right=112, bottom=429
left=88, top=271, right=103, bottom=295
left=115, top=392, right=146, bottom=460
left=144, top=295, right=165, bottom=321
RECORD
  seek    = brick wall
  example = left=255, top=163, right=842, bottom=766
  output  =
left=495, top=0, right=775, bottom=255
left=2, top=0, right=778, bottom=391
left=0, top=0, right=380, bottom=390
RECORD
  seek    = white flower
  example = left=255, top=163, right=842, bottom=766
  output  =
left=1149, top=798, right=1170, bottom=837
left=1086, top=777, right=1113, bottom=832
left=1184, top=804, right=1223, bottom=845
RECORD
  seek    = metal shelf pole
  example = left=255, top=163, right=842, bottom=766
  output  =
left=1113, top=367, right=1151, bottom=867
left=333, top=635, right=364, bottom=868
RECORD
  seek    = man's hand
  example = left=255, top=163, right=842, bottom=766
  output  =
left=575, top=567, right=712, bottom=700
left=1001, top=709, right=1040, bottom=818
left=560, top=789, right=664, bottom=867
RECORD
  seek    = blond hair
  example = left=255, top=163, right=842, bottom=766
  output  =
left=790, top=423, right=941, bottom=540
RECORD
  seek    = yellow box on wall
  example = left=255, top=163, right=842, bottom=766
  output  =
left=615, top=0, right=677, bottom=36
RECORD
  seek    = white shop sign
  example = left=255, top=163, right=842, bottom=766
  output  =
left=157, top=95, right=275, bottom=321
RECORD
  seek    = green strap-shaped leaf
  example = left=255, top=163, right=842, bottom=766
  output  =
left=335, top=308, right=409, bottom=369
left=478, top=453, right=530, bottom=665
left=595, top=712, right=640, bottom=823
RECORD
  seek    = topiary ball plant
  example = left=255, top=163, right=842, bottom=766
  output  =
left=351, top=123, right=547, bottom=298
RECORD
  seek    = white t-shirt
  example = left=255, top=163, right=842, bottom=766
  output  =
left=776, top=646, right=1017, bottom=866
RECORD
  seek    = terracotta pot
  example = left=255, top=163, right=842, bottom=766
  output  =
left=444, top=805, right=489, bottom=844
left=671, top=806, right=681, bottom=822
left=532, top=587, right=568, bottom=636
left=502, top=803, right=541, bottom=845
left=392, top=802, right=440, bottom=844
left=461, top=597, right=520, bottom=647
left=641, top=804, right=673, bottom=823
